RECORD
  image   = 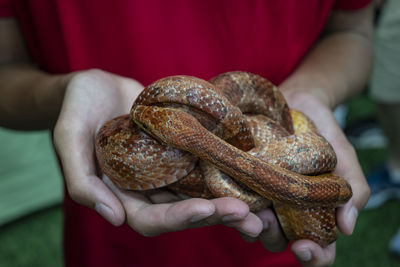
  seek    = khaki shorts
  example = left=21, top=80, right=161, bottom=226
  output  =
left=369, top=0, right=400, bottom=103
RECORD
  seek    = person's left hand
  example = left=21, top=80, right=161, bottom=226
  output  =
left=240, top=92, right=370, bottom=267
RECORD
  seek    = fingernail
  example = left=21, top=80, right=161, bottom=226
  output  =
left=296, top=249, right=312, bottom=262
left=347, top=206, right=358, bottom=234
left=222, top=214, right=241, bottom=223
left=190, top=213, right=212, bottom=223
left=95, top=203, right=116, bottom=225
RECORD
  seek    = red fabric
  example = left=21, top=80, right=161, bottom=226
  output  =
left=0, top=0, right=12, bottom=17
left=2, top=0, right=371, bottom=266
left=334, top=0, right=371, bottom=10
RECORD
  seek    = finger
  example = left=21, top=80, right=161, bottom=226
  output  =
left=144, top=188, right=181, bottom=203
left=54, top=126, right=125, bottom=227
left=227, top=212, right=263, bottom=239
left=315, top=112, right=369, bottom=235
left=207, top=197, right=263, bottom=237
left=334, top=139, right=369, bottom=235
left=335, top=139, right=370, bottom=209
left=284, top=104, right=368, bottom=236
left=210, top=197, right=250, bottom=223
left=336, top=198, right=359, bottom=235
left=130, top=199, right=216, bottom=236
left=292, top=240, right=336, bottom=267
left=107, top=178, right=217, bottom=236
left=256, top=209, right=288, bottom=252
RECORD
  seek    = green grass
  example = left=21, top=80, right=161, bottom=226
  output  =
left=335, top=201, right=400, bottom=267
left=1, top=94, right=400, bottom=266
left=0, top=206, right=63, bottom=267
left=346, top=92, right=378, bottom=125
left=333, top=147, right=400, bottom=267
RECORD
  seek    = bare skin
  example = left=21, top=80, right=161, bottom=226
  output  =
left=0, top=4, right=373, bottom=267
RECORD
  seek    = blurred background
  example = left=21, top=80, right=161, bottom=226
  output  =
left=0, top=92, right=399, bottom=267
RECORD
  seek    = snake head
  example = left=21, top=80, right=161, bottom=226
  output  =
left=131, top=104, right=205, bottom=149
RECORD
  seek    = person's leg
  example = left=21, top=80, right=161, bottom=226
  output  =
left=377, top=103, right=400, bottom=177
left=364, top=103, right=400, bottom=210
left=366, top=0, right=400, bottom=256
left=366, top=0, right=400, bottom=209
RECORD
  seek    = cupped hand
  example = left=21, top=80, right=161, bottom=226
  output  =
left=239, top=92, right=369, bottom=266
left=53, top=69, right=263, bottom=237
left=260, top=91, right=369, bottom=267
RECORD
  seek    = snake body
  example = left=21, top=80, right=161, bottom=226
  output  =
left=95, top=71, right=352, bottom=246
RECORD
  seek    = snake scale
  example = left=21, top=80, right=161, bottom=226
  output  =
left=95, top=71, right=352, bottom=246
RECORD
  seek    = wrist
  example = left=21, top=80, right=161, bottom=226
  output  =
left=0, top=63, right=78, bottom=129
left=34, top=72, right=76, bottom=128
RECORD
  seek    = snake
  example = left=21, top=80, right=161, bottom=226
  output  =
left=95, top=71, right=352, bottom=246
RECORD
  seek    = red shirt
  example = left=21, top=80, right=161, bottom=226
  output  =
left=1, top=1, right=370, bottom=266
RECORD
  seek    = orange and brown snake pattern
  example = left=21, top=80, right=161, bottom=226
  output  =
left=95, top=71, right=352, bottom=246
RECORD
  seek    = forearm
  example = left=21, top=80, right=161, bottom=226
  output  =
left=0, top=64, right=72, bottom=130
left=280, top=6, right=374, bottom=110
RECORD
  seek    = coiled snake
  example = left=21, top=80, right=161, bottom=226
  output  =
left=95, top=71, right=352, bottom=246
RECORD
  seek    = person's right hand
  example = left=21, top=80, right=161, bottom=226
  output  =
left=53, top=69, right=264, bottom=237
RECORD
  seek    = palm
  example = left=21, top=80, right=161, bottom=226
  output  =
left=54, top=69, right=262, bottom=237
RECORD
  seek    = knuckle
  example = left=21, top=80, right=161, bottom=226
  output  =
left=362, top=181, right=371, bottom=197
left=85, top=68, right=105, bottom=77
left=67, top=69, right=104, bottom=90
left=65, top=178, right=92, bottom=207
left=77, top=69, right=109, bottom=85
left=360, top=182, right=371, bottom=207
left=130, top=223, right=159, bottom=237
left=125, top=215, right=136, bottom=230
left=53, top=122, right=72, bottom=153
left=125, top=215, right=160, bottom=237
left=66, top=182, right=83, bottom=203
left=53, top=122, right=66, bottom=142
